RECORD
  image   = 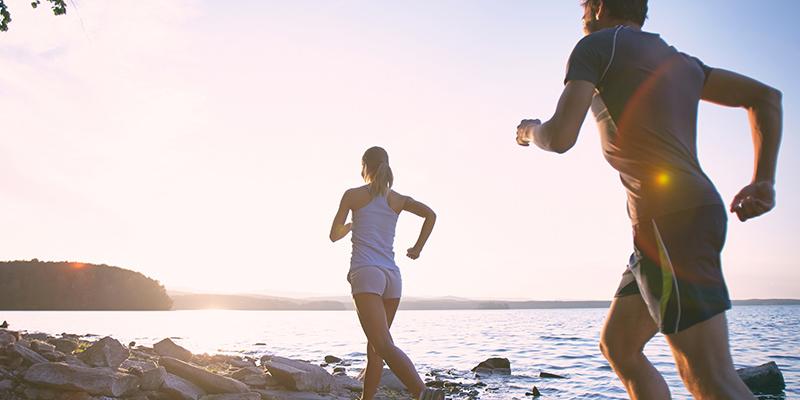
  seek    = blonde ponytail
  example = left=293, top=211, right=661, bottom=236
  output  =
left=369, top=162, right=393, bottom=197
left=362, top=146, right=393, bottom=197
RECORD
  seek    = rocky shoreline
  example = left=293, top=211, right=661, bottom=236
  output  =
left=0, top=324, right=787, bottom=399
left=0, top=325, right=492, bottom=400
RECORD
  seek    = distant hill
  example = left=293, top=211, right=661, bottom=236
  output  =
left=169, top=293, right=800, bottom=311
left=0, top=260, right=172, bottom=310
left=170, top=294, right=345, bottom=310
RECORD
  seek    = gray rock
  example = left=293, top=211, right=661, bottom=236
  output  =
left=333, top=375, right=361, bottom=392
left=7, top=343, right=48, bottom=365
left=357, top=368, right=404, bottom=391
left=261, top=357, right=333, bottom=393
left=131, top=349, right=159, bottom=361
left=0, top=330, right=18, bottom=347
left=737, top=361, right=785, bottom=395
left=241, top=375, right=267, bottom=388
left=141, top=366, right=167, bottom=391
left=121, top=359, right=160, bottom=373
left=251, top=389, right=328, bottom=400
left=23, top=362, right=140, bottom=397
left=30, top=341, right=56, bottom=354
left=471, top=357, right=511, bottom=375
left=159, top=357, right=248, bottom=394
left=199, top=393, right=261, bottom=400
left=230, top=367, right=263, bottom=380
left=61, top=356, right=89, bottom=368
left=0, top=379, right=14, bottom=390
left=539, top=371, right=566, bottom=379
left=39, top=351, right=66, bottom=362
left=162, top=372, right=206, bottom=400
left=527, top=385, right=542, bottom=397
left=154, top=340, right=192, bottom=362
left=78, top=337, right=129, bottom=369
left=48, top=339, right=79, bottom=355
left=23, top=386, right=58, bottom=400
left=22, top=334, right=51, bottom=342
left=323, top=356, right=341, bottom=364
left=53, top=391, right=94, bottom=400
left=262, top=375, right=280, bottom=388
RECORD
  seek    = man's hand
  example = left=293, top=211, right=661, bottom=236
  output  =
left=406, top=246, right=421, bottom=260
left=731, top=181, right=776, bottom=222
left=516, top=119, right=541, bottom=146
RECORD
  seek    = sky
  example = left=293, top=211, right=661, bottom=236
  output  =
left=1, top=1, right=798, bottom=300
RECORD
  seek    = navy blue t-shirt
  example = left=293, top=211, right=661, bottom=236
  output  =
left=565, top=26, right=723, bottom=223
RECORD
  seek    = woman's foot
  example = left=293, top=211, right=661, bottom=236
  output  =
left=419, top=388, right=445, bottom=400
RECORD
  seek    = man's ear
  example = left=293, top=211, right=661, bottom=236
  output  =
left=596, top=1, right=605, bottom=21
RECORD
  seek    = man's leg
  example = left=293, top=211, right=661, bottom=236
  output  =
left=600, top=294, right=670, bottom=400
left=361, top=298, right=400, bottom=400
left=353, top=293, right=425, bottom=398
left=666, top=312, right=755, bottom=400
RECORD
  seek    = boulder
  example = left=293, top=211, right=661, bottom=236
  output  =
left=241, top=375, right=267, bottom=387
left=261, top=357, right=333, bottom=393
left=251, top=389, right=328, bottom=400
left=141, top=366, right=167, bottom=391
left=48, top=339, right=79, bottom=355
left=333, top=375, right=361, bottom=392
left=78, top=337, right=130, bottom=369
left=61, top=356, right=89, bottom=368
left=40, top=351, right=66, bottom=362
left=7, top=343, right=48, bottom=365
left=22, top=386, right=59, bottom=400
left=162, top=372, right=206, bottom=400
left=23, top=362, right=140, bottom=397
left=159, top=357, right=248, bottom=394
left=539, top=371, right=567, bottom=379
left=131, top=349, right=159, bottom=361
left=471, top=357, right=511, bottom=375
left=357, top=368, right=404, bottom=391
left=154, top=340, right=193, bottom=362
left=323, top=356, right=341, bottom=364
left=737, top=362, right=785, bottom=395
left=121, top=359, right=160, bottom=373
left=30, top=341, right=57, bottom=354
left=0, top=330, right=18, bottom=347
left=230, top=367, right=263, bottom=380
left=199, top=393, right=261, bottom=400
left=55, top=392, right=94, bottom=400
left=23, top=333, right=51, bottom=342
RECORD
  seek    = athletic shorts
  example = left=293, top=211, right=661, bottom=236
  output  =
left=347, top=266, right=402, bottom=299
left=615, top=205, right=732, bottom=334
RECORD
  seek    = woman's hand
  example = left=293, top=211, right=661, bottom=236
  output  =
left=406, top=246, right=421, bottom=260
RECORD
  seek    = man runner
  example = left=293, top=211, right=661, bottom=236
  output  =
left=515, top=1, right=783, bottom=399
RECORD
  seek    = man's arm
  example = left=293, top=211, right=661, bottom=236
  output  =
left=517, top=80, right=596, bottom=154
left=701, top=69, right=783, bottom=221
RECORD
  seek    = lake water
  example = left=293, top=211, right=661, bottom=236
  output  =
left=4, top=306, right=798, bottom=399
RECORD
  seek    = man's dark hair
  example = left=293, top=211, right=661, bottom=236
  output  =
left=582, top=0, right=648, bottom=26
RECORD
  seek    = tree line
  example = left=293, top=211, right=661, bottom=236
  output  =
left=0, top=260, right=172, bottom=310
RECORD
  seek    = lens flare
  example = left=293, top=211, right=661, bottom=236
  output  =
left=657, top=173, right=670, bottom=186
left=70, top=262, right=87, bottom=270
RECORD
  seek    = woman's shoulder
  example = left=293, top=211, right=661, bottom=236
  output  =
left=344, top=185, right=373, bottom=210
left=387, top=189, right=411, bottom=212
